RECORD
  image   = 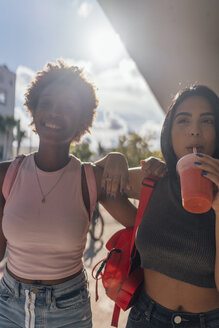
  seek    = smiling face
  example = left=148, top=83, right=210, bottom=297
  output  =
left=171, top=96, right=216, bottom=159
left=33, top=82, right=83, bottom=146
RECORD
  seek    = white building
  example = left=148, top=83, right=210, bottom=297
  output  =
left=0, top=65, right=16, bottom=160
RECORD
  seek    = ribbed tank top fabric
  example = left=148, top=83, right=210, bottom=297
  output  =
left=135, top=174, right=216, bottom=288
left=2, top=153, right=90, bottom=280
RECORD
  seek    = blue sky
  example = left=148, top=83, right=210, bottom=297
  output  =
left=0, top=0, right=164, bottom=151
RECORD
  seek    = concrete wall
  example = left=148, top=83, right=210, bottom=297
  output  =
left=98, top=0, right=219, bottom=112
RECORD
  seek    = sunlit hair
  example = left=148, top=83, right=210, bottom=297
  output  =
left=160, top=85, right=219, bottom=176
left=24, top=59, right=99, bottom=142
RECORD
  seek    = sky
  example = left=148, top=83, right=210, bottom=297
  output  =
left=0, top=0, right=164, bottom=152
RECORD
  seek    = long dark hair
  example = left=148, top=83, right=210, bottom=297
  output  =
left=160, top=85, right=219, bottom=176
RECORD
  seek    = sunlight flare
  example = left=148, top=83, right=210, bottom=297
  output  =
left=88, top=28, right=125, bottom=64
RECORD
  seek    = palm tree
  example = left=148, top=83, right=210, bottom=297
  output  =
left=6, top=116, right=17, bottom=158
left=0, top=114, right=6, bottom=160
left=0, top=114, right=6, bottom=134
left=2, top=115, right=17, bottom=159
left=16, top=120, right=26, bottom=155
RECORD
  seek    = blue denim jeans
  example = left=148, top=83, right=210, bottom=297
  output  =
left=0, top=267, right=92, bottom=328
left=126, top=290, right=219, bottom=328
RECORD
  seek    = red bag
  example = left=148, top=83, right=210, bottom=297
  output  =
left=92, top=177, right=157, bottom=327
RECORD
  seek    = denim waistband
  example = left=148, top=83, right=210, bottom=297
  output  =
left=2, top=266, right=88, bottom=300
left=136, top=290, right=219, bottom=327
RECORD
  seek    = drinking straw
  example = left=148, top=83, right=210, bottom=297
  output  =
left=193, top=147, right=197, bottom=153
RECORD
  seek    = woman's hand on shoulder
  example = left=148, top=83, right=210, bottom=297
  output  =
left=140, top=156, right=167, bottom=178
left=94, top=152, right=130, bottom=199
left=194, top=154, right=219, bottom=212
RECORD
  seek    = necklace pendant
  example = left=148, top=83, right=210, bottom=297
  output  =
left=34, top=159, right=68, bottom=205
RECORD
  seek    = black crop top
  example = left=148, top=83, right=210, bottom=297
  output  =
left=135, top=174, right=216, bottom=288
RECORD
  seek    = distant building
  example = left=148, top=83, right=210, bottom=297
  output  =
left=0, top=65, right=16, bottom=160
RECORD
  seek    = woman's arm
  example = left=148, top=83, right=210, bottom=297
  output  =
left=95, top=153, right=166, bottom=200
left=125, top=157, right=166, bottom=199
left=194, top=155, right=219, bottom=289
left=0, top=162, right=10, bottom=261
left=94, top=165, right=137, bottom=227
left=94, top=152, right=129, bottom=197
left=93, top=155, right=166, bottom=227
left=140, top=156, right=167, bottom=178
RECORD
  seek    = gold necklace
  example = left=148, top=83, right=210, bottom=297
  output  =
left=34, top=162, right=68, bottom=203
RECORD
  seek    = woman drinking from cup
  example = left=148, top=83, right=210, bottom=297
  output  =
left=122, top=85, right=219, bottom=328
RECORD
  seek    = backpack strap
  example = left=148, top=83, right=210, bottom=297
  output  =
left=83, top=163, right=97, bottom=220
left=129, top=176, right=158, bottom=259
left=111, top=304, right=121, bottom=328
left=111, top=178, right=158, bottom=328
left=2, top=154, right=25, bottom=200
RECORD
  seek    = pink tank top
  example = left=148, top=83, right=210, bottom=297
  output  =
left=2, top=153, right=93, bottom=280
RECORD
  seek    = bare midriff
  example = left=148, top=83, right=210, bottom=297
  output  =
left=7, top=266, right=82, bottom=285
left=144, top=269, right=219, bottom=312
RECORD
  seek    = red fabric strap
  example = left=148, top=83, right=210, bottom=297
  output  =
left=111, top=304, right=121, bottom=327
left=111, top=177, right=158, bottom=326
left=129, top=176, right=158, bottom=258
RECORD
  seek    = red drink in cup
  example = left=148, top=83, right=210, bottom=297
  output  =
left=176, top=153, right=213, bottom=213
